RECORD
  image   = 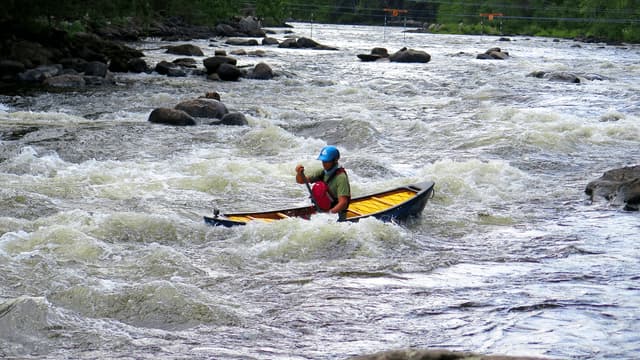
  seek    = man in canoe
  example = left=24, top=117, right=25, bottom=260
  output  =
left=295, top=145, right=351, bottom=220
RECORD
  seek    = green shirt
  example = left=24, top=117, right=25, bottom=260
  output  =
left=308, top=167, right=351, bottom=200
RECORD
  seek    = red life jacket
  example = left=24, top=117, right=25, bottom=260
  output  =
left=311, top=167, right=346, bottom=211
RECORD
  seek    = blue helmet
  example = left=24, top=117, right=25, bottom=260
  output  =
left=317, top=145, right=340, bottom=162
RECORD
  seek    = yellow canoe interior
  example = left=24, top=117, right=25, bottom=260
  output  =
left=225, top=187, right=418, bottom=223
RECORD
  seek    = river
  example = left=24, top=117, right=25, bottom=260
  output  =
left=1, top=23, right=639, bottom=359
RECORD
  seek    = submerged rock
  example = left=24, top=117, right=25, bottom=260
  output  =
left=348, top=348, right=549, bottom=360
left=278, top=37, right=338, bottom=50
left=220, top=112, right=248, bottom=126
left=389, top=47, right=431, bottom=63
left=148, top=108, right=196, bottom=126
left=175, top=99, right=228, bottom=119
left=477, top=47, right=510, bottom=60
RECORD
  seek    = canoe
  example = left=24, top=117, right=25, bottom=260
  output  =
left=204, top=180, right=435, bottom=227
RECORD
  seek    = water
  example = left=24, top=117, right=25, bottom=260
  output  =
left=1, top=23, right=639, bottom=359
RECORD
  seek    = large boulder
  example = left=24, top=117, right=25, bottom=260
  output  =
left=43, top=74, right=86, bottom=88
left=246, top=62, right=274, bottom=80
left=155, top=60, right=179, bottom=75
left=585, top=165, right=640, bottom=211
left=238, top=16, right=264, bottom=36
left=389, top=47, right=431, bottom=63
left=278, top=37, right=338, bottom=50
left=127, top=58, right=150, bottom=73
left=262, top=37, right=279, bottom=45
left=165, top=44, right=204, bottom=56
left=527, top=71, right=581, bottom=83
left=203, top=56, right=237, bottom=74
left=172, top=58, right=198, bottom=68
left=84, top=61, right=108, bottom=77
left=357, top=48, right=390, bottom=62
left=217, top=63, right=241, bottom=81
left=148, top=108, right=196, bottom=126
left=215, top=16, right=265, bottom=37
left=220, top=112, right=248, bottom=126
left=17, top=64, right=63, bottom=82
left=174, top=99, right=228, bottom=119
left=477, top=47, right=510, bottom=60
left=225, top=38, right=260, bottom=46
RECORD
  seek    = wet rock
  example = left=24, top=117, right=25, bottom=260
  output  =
left=248, top=50, right=267, bottom=57
left=215, top=16, right=265, bottom=37
left=17, top=64, right=63, bottom=82
left=60, top=58, right=88, bottom=72
left=348, top=348, right=549, bottom=360
left=203, top=56, right=237, bottom=74
left=476, top=53, right=494, bottom=60
left=200, top=91, right=221, bottom=101
left=148, top=108, right=196, bottom=126
left=43, top=74, right=86, bottom=88
left=527, top=71, right=580, bottom=83
left=165, top=44, right=204, bottom=56
left=220, top=112, right=248, bottom=126
left=357, top=54, right=385, bottom=62
left=127, top=58, right=150, bottom=73
left=166, top=67, right=187, bottom=77
left=175, top=99, right=228, bottom=119
left=172, top=58, right=198, bottom=68
left=477, top=47, right=510, bottom=60
left=545, top=72, right=580, bottom=83
left=108, top=56, right=130, bottom=72
left=215, top=23, right=236, bottom=36
left=246, top=62, right=274, bottom=80
left=372, top=47, right=389, bottom=57
left=230, top=49, right=248, bottom=56
left=278, top=38, right=298, bottom=48
left=217, top=63, right=242, bottom=81
left=237, top=16, right=265, bottom=37
left=278, top=37, right=338, bottom=50
left=389, top=47, right=431, bottom=63
left=155, top=60, right=179, bottom=75
left=586, top=165, right=640, bottom=211
left=83, top=73, right=115, bottom=86
left=357, top=48, right=390, bottom=62
left=262, top=37, right=279, bottom=45
left=84, top=61, right=108, bottom=77
left=226, top=38, right=259, bottom=46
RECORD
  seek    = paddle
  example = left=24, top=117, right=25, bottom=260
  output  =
left=301, top=170, right=321, bottom=212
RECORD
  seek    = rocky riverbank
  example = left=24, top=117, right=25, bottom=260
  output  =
left=0, top=16, right=277, bottom=91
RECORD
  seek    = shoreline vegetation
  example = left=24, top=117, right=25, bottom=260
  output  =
left=1, top=0, right=638, bottom=44
left=1, top=1, right=637, bottom=93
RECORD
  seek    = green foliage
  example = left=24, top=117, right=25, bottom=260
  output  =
left=256, top=0, right=289, bottom=24
left=2, top=0, right=639, bottom=43
left=1, top=0, right=238, bottom=30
